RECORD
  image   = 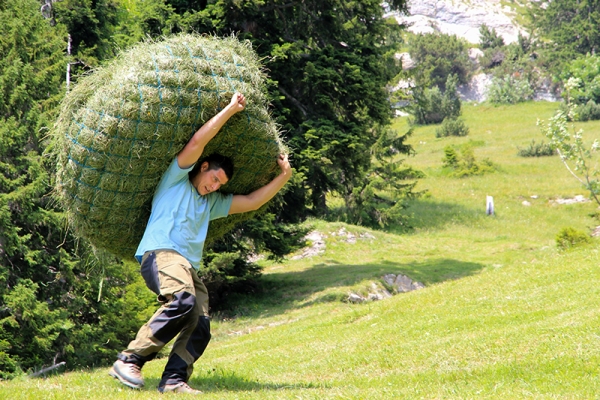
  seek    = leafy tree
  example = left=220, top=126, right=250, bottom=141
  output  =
left=540, top=78, right=600, bottom=206
left=560, top=54, right=600, bottom=105
left=487, top=74, right=534, bottom=104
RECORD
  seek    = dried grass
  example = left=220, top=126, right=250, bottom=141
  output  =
left=52, top=33, right=285, bottom=259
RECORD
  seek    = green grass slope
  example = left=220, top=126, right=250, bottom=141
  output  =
left=3, top=102, right=600, bottom=399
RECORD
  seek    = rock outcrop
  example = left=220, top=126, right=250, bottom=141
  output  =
left=387, top=0, right=525, bottom=44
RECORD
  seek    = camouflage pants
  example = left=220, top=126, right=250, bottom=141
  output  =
left=119, top=249, right=211, bottom=386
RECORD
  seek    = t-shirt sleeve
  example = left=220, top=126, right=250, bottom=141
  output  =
left=154, top=157, right=194, bottom=197
left=207, top=192, right=234, bottom=221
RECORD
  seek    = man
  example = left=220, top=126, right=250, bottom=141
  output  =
left=109, top=92, right=292, bottom=394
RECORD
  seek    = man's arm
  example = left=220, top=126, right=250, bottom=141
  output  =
left=228, top=154, right=292, bottom=215
left=177, top=93, right=246, bottom=169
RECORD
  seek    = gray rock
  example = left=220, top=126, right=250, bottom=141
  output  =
left=389, top=0, right=524, bottom=44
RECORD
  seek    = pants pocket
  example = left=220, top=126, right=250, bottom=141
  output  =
left=140, top=251, right=160, bottom=295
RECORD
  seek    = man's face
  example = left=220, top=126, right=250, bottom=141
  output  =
left=195, top=162, right=229, bottom=196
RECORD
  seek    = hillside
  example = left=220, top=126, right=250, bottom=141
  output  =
left=3, top=101, right=600, bottom=398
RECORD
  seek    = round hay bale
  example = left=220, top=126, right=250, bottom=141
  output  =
left=52, top=34, right=285, bottom=260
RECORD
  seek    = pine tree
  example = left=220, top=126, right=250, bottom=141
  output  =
left=0, top=0, right=155, bottom=377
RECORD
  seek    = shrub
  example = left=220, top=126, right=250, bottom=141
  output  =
left=517, top=140, right=556, bottom=157
left=479, top=24, right=505, bottom=49
left=411, top=75, right=462, bottom=125
left=435, top=117, right=469, bottom=138
left=556, top=227, right=591, bottom=250
left=442, top=144, right=496, bottom=178
left=576, top=100, right=600, bottom=121
left=559, top=54, right=600, bottom=105
left=408, top=32, right=472, bottom=89
left=487, top=75, right=534, bottom=104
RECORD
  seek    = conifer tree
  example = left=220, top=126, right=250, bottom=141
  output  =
left=153, top=0, right=413, bottom=221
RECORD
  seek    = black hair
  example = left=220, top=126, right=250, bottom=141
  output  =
left=188, top=153, right=234, bottom=182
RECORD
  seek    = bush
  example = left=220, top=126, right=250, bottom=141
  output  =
left=556, top=227, right=591, bottom=250
left=442, top=144, right=496, bottom=178
left=517, top=140, right=556, bottom=157
left=411, top=75, right=462, bottom=125
left=576, top=100, right=600, bottom=121
left=408, top=32, right=472, bottom=89
left=487, top=75, right=534, bottom=104
left=479, top=24, right=505, bottom=49
left=436, top=117, right=469, bottom=138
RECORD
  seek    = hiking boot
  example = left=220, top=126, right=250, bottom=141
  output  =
left=109, top=359, right=144, bottom=389
left=158, top=382, right=202, bottom=394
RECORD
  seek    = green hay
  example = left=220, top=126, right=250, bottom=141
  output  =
left=52, top=34, right=285, bottom=260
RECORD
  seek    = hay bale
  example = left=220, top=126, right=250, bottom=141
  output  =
left=52, top=34, right=285, bottom=260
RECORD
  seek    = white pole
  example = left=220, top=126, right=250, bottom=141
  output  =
left=66, top=34, right=72, bottom=91
left=486, top=195, right=494, bottom=216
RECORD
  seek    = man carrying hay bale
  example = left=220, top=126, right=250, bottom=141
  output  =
left=109, top=92, right=292, bottom=394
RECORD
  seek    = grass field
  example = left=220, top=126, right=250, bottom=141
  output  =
left=3, top=101, right=600, bottom=399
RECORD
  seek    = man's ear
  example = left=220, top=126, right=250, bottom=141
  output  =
left=200, top=161, right=209, bottom=172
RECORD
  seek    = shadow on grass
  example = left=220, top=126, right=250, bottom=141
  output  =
left=231, top=257, right=484, bottom=318
left=389, top=197, right=485, bottom=233
left=141, top=372, right=321, bottom=393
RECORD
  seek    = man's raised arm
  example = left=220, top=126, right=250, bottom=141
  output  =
left=177, top=93, right=246, bottom=169
left=229, top=154, right=292, bottom=215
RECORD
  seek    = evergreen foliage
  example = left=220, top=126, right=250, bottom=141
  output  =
left=435, top=117, right=469, bottom=138
left=556, top=227, right=592, bottom=250
left=517, top=140, right=555, bottom=157
left=442, top=144, right=496, bottom=178
left=52, top=0, right=121, bottom=68
left=575, top=100, right=600, bottom=122
left=408, top=32, right=471, bottom=90
left=529, top=0, right=600, bottom=73
left=1, top=0, right=418, bottom=376
left=337, top=127, right=423, bottom=228
left=410, top=75, right=462, bottom=125
left=0, top=0, right=156, bottom=377
left=479, top=24, right=505, bottom=50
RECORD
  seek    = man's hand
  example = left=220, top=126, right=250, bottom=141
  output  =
left=178, top=92, right=247, bottom=169
left=277, top=153, right=292, bottom=178
left=228, top=153, right=293, bottom=215
left=229, top=92, right=246, bottom=113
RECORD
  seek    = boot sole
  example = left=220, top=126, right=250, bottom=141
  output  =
left=109, top=366, right=143, bottom=390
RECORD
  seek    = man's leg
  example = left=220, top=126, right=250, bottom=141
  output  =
left=158, top=271, right=211, bottom=392
left=110, top=250, right=197, bottom=389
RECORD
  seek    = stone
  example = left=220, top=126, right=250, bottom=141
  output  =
left=388, top=0, right=525, bottom=44
left=348, top=293, right=366, bottom=303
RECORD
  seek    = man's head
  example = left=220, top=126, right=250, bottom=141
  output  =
left=189, top=154, right=234, bottom=196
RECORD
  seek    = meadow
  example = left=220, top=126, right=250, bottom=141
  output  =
left=3, top=101, right=600, bottom=399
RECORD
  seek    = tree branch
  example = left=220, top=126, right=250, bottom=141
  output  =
left=278, top=85, right=308, bottom=117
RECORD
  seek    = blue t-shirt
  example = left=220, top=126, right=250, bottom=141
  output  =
left=135, top=157, right=233, bottom=269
